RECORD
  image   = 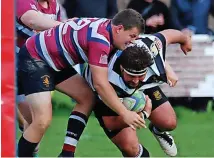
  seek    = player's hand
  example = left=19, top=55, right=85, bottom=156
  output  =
left=180, top=31, right=192, bottom=55
left=121, top=110, right=147, bottom=130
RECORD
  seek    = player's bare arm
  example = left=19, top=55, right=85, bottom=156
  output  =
left=20, top=10, right=62, bottom=31
left=90, top=64, right=146, bottom=130
left=159, top=29, right=192, bottom=54
left=165, top=61, right=179, bottom=87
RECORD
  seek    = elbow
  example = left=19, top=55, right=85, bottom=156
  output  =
left=28, top=19, right=40, bottom=31
left=93, top=80, right=106, bottom=92
left=93, top=83, right=102, bottom=91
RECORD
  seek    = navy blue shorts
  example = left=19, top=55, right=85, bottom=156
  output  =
left=17, top=46, right=77, bottom=95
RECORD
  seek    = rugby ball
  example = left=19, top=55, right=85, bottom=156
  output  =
left=122, top=90, right=146, bottom=112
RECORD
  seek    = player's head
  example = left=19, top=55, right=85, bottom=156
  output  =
left=112, top=9, right=145, bottom=50
left=119, top=43, right=154, bottom=88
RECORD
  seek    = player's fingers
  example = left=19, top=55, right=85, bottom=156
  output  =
left=167, top=80, right=173, bottom=87
left=173, top=80, right=178, bottom=87
left=129, top=124, right=136, bottom=130
left=137, top=116, right=145, bottom=124
left=136, top=122, right=147, bottom=129
left=135, top=118, right=147, bottom=128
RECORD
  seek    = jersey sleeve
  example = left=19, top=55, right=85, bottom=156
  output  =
left=88, top=42, right=110, bottom=67
left=16, top=0, right=38, bottom=19
left=138, top=34, right=167, bottom=81
left=150, top=33, right=167, bottom=82
left=152, top=33, right=166, bottom=61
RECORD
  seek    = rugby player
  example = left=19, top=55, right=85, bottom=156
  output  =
left=80, top=29, right=192, bottom=157
left=17, top=9, right=145, bottom=157
left=16, top=0, right=62, bottom=156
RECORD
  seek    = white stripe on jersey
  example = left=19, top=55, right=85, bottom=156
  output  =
left=16, top=22, right=34, bottom=37
left=56, top=2, right=60, bottom=15
left=149, top=63, right=160, bottom=76
left=67, top=19, right=91, bottom=31
left=73, top=30, right=88, bottom=62
left=39, top=31, right=60, bottom=71
left=89, top=18, right=110, bottom=46
left=58, top=24, right=75, bottom=65
left=84, top=65, right=96, bottom=91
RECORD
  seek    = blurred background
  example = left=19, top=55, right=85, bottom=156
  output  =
left=17, top=0, right=214, bottom=156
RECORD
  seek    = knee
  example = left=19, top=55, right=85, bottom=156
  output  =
left=78, top=90, right=95, bottom=106
left=120, top=143, right=139, bottom=157
left=33, top=116, right=52, bottom=132
left=164, top=118, right=177, bottom=131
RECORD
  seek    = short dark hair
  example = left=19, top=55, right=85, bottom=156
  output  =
left=112, top=9, right=145, bottom=33
left=119, top=45, right=154, bottom=73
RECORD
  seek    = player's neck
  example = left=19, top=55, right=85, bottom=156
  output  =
left=38, top=0, right=49, bottom=9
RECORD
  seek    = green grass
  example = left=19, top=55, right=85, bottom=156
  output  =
left=17, top=106, right=214, bottom=157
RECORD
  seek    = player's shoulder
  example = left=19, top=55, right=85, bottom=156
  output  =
left=138, top=33, right=161, bottom=42
left=138, top=33, right=165, bottom=47
left=96, top=19, right=112, bottom=36
left=88, top=19, right=112, bottom=47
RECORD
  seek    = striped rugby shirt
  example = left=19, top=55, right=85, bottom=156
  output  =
left=84, top=33, right=168, bottom=98
left=24, top=18, right=114, bottom=71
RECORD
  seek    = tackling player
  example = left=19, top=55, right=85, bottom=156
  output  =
left=81, top=29, right=192, bottom=157
left=17, top=9, right=145, bottom=157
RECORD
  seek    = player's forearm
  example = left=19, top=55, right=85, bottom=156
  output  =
left=21, top=10, right=62, bottom=31
left=159, top=29, right=187, bottom=46
left=29, top=18, right=62, bottom=31
left=165, top=61, right=173, bottom=73
left=94, top=82, right=128, bottom=117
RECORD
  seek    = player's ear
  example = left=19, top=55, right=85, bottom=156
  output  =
left=115, top=25, right=124, bottom=33
left=120, top=65, right=124, bottom=72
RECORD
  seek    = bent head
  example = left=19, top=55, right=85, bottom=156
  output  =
left=112, top=9, right=145, bottom=50
left=119, top=43, right=154, bottom=88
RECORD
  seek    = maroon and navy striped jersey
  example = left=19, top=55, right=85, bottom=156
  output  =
left=25, top=18, right=114, bottom=71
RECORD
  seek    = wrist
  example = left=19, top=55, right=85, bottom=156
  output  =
left=141, top=111, right=150, bottom=119
left=119, top=108, right=130, bottom=118
left=179, top=33, right=187, bottom=45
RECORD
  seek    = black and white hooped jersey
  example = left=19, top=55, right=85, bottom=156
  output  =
left=84, top=33, right=168, bottom=98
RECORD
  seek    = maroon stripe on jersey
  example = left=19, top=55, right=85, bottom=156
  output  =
left=62, top=26, right=79, bottom=64
left=26, top=36, right=41, bottom=60
left=76, top=24, right=89, bottom=59
left=43, top=29, right=67, bottom=69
